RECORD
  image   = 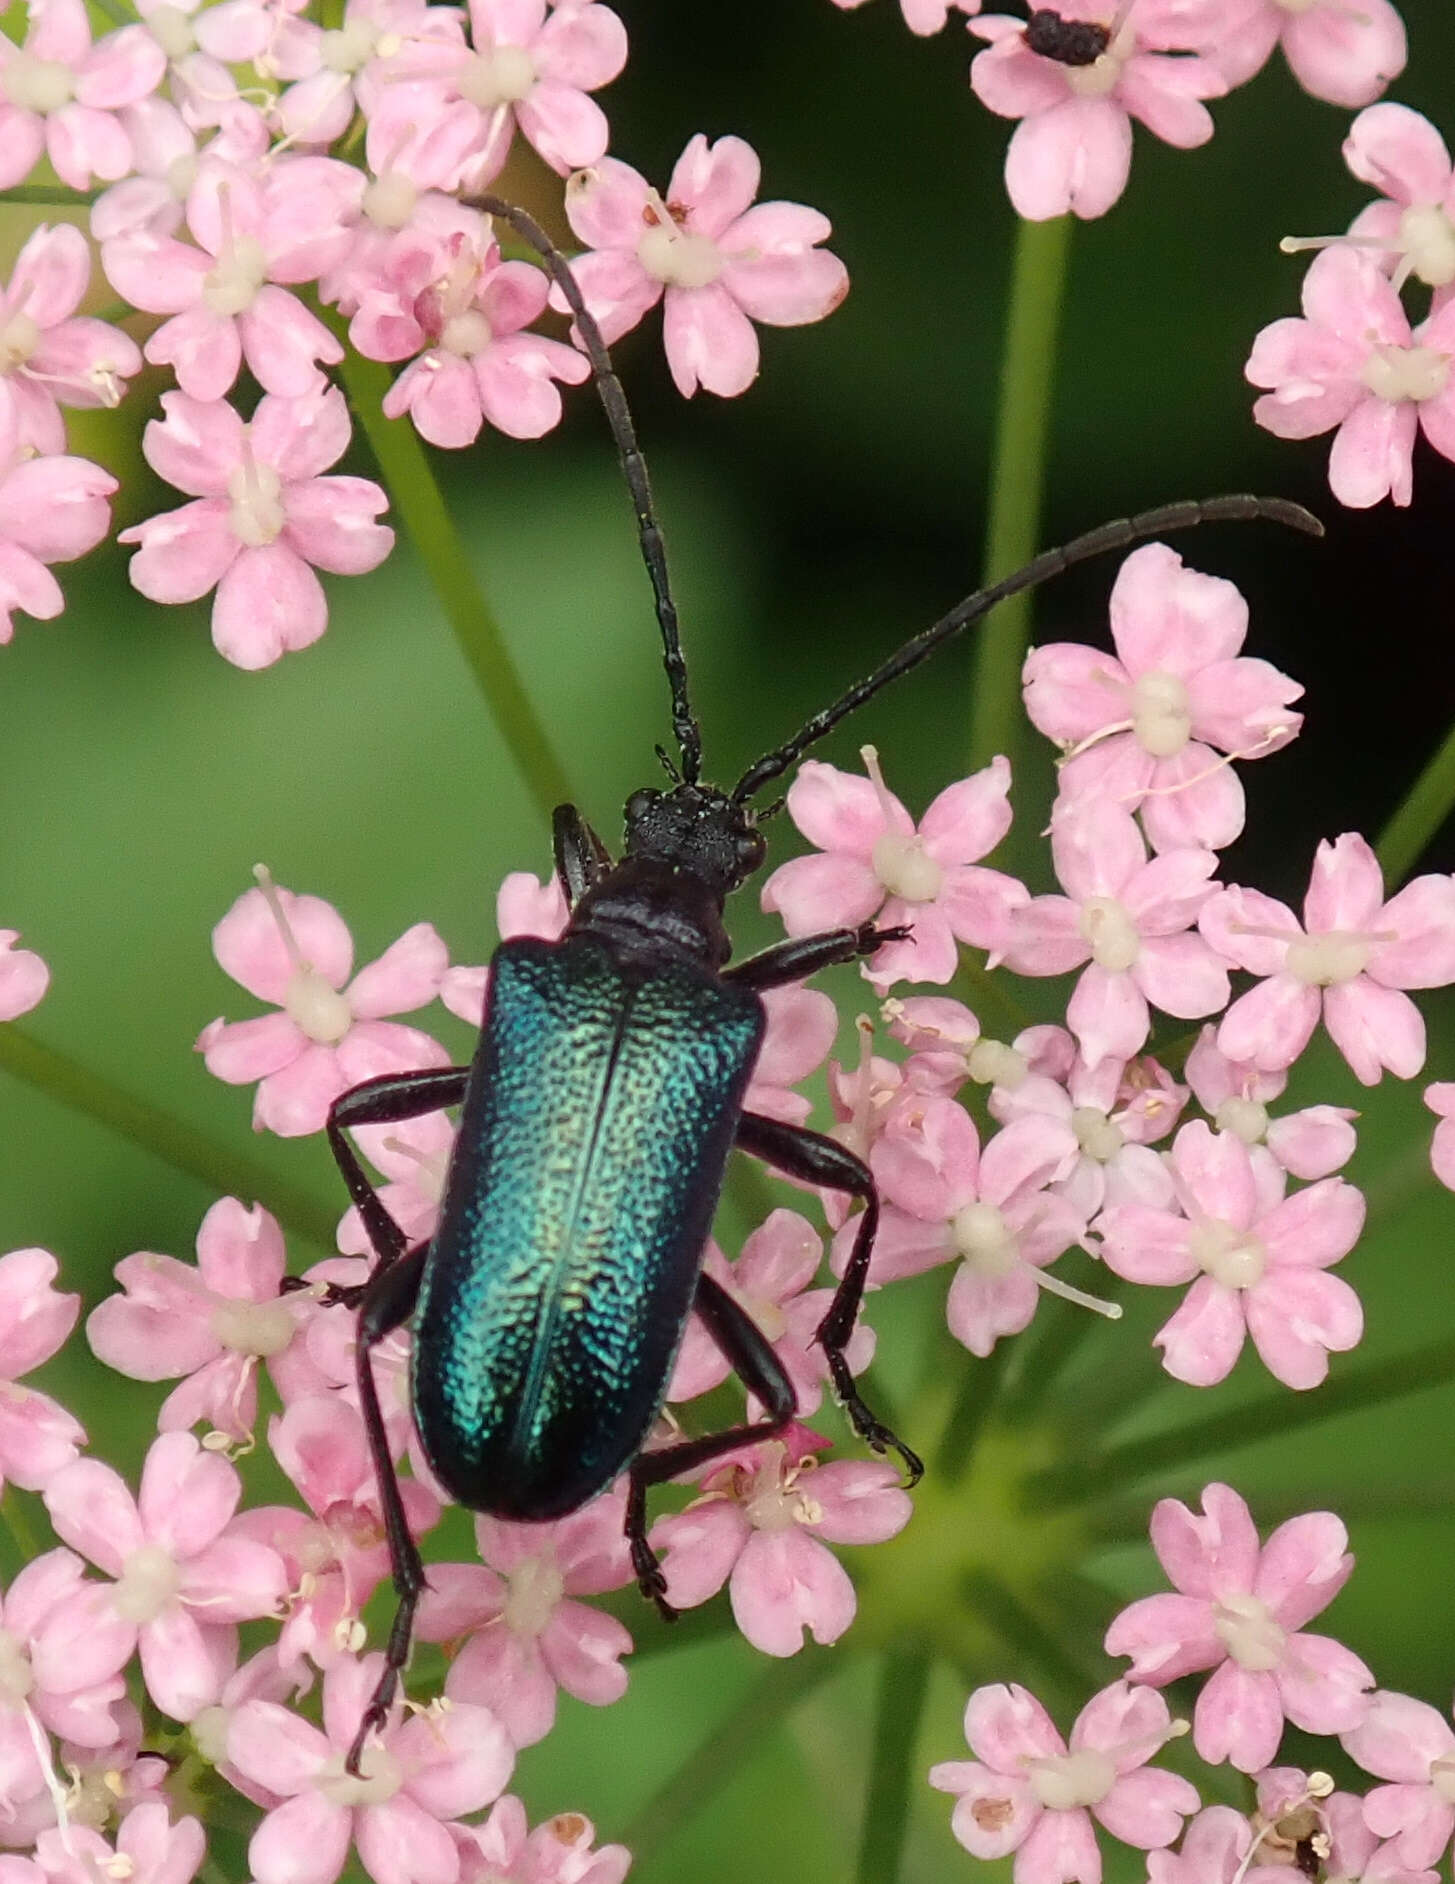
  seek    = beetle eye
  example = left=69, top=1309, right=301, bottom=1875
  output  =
left=736, top=829, right=767, bottom=874
left=626, top=788, right=660, bottom=822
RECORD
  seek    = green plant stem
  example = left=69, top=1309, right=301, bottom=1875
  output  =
left=0, top=1026, right=337, bottom=1251
left=335, top=349, right=573, bottom=824
left=1375, top=717, right=1455, bottom=884
left=967, top=215, right=1073, bottom=776
left=622, top=1653, right=841, bottom=1863
left=855, top=1646, right=932, bottom=1884
left=1029, top=1330, right=1455, bottom=1508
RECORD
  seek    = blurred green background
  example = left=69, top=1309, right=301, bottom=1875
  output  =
left=1, top=1, right=1453, bottom=1878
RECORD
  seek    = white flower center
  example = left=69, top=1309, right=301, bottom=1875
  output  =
left=321, top=17, right=378, bottom=72
left=871, top=831, right=942, bottom=904
left=146, top=4, right=196, bottom=58
left=739, top=1446, right=819, bottom=1535
left=1397, top=203, right=1455, bottom=288
left=1131, top=669, right=1192, bottom=758
left=1360, top=341, right=1449, bottom=405
left=441, top=308, right=492, bottom=357
left=1430, top=1754, right=1455, bottom=1804
left=457, top=44, right=536, bottom=108
left=1213, top=1591, right=1285, bottom=1670
left=1214, top=1096, right=1268, bottom=1145
left=1079, top=895, right=1141, bottom=973
left=1190, top=1217, right=1265, bottom=1290
left=283, top=965, right=354, bottom=1044
left=502, top=1554, right=564, bottom=1639
left=951, top=1202, right=1018, bottom=1277
left=317, top=1744, right=402, bottom=1807
left=637, top=221, right=723, bottom=291
left=227, top=454, right=286, bottom=548
left=1284, top=931, right=1373, bottom=988
left=0, top=1629, right=33, bottom=1705
left=3, top=53, right=75, bottom=113
left=210, top=1297, right=296, bottom=1358
left=1027, top=1748, right=1116, bottom=1811
left=114, top=1544, right=182, bottom=1624
left=0, top=310, right=39, bottom=373
left=362, top=170, right=418, bottom=229
left=165, top=153, right=197, bottom=201
left=1072, top=1105, right=1123, bottom=1162
left=966, top=1040, right=1027, bottom=1089
left=203, top=233, right=268, bottom=317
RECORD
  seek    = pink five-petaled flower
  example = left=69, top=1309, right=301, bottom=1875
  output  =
left=42, top=1429, right=289, bottom=1722
left=1021, top=542, right=1303, bottom=854
left=32, top=1803, right=206, bottom=1884
left=454, top=1796, right=630, bottom=1884
left=761, top=749, right=1023, bottom=990
left=227, top=1653, right=515, bottom=1884
left=378, top=229, right=590, bottom=448
left=650, top=1435, right=911, bottom=1656
left=929, top=1679, right=1199, bottom=1879
left=197, top=873, right=449, bottom=1138
left=0, top=1549, right=136, bottom=1777
left=0, top=400, right=117, bottom=646
left=1245, top=247, right=1455, bottom=508
left=1001, top=799, right=1228, bottom=1067
left=1104, top=1482, right=1374, bottom=1773
left=86, top=1197, right=311, bottom=1445
left=1341, top=1690, right=1455, bottom=1870
left=0, top=1246, right=85, bottom=1494
left=1200, top=833, right=1455, bottom=1085
left=121, top=385, right=393, bottom=668
left=0, top=0, right=165, bottom=190
left=414, top=1489, right=635, bottom=1750
left=0, top=931, right=47, bottom=1018
left=1160, top=0, right=1406, bottom=110
left=1098, top=1119, right=1365, bottom=1388
left=969, top=5, right=1226, bottom=222
left=1184, top=1023, right=1358, bottom=1182
left=1338, top=104, right=1455, bottom=297
left=558, top=134, right=849, bottom=398
left=0, top=223, right=142, bottom=453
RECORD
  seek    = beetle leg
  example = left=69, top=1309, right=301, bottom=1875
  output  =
left=723, top=921, right=912, bottom=990
left=326, top=1069, right=470, bottom=1272
left=552, top=802, right=612, bottom=907
left=346, top=1242, right=429, bottom=1776
left=735, top=1110, right=923, bottom=1487
left=625, top=1271, right=796, bottom=1617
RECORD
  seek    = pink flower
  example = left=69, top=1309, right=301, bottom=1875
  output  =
left=33, top=1803, right=205, bottom=1884
left=761, top=750, right=1024, bottom=989
left=1104, top=1482, right=1373, bottom=1772
left=1339, top=104, right=1455, bottom=296
left=1246, top=247, right=1455, bottom=508
left=929, top=1679, right=1199, bottom=1877
left=1252, top=1767, right=1435, bottom=1884
left=828, top=0, right=980, bottom=31
left=43, top=1431, right=288, bottom=1722
left=1098, top=1120, right=1365, bottom=1388
left=415, top=1490, right=634, bottom=1749
left=121, top=386, right=394, bottom=668
left=273, top=0, right=463, bottom=148
left=651, top=1437, right=910, bottom=1655
left=336, top=1112, right=455, bottom=1258
left=376, top=228, right=590, bottom=448
left=0, top=1247, right=85, bottom=1494
left=0, top=930, right=47, bottom=1018
left=969, top=6, right=1226, bottom=221
left=454, top=1796, right=630, bottom=1884
left=365, top=0, right=626, bottom=191
left=1185, top=1023, right=1357, bottom=1181
left=667, top=1208, right=874, bottom=1413
left=0, top=223, right=141, bottom=453
left=196, top=874, right=449, bottom=1137
left=0, top=1549, right=135, bottom=1770
left=1200, top=833, right=1455, bottom=1084
left=0, top=0, right=165, bottom=190
left=0, top=405, right=117, bottom=646
left=1021, top=542, right=1303, bottom=853
left=1152, top=0, right=1406, bottom=109
left=1145, top=1804, right=1252, bottom=1883
left=227, top=1654, right=514, bottom=1884
left=87, top=1197, right=312, bottom=1444
left=744, top=983, right=837, bottom=1126
left=1426, top=1083, right=1455, bottom=1191
left=558, top=134, right=849, bottom=398
left=1002, top=799, right=1228, bottom=1066
left=1342, top=1691, right=1455, bottom=1870
left=101, top=156, right=362, bottom=400
left=90, top=96, right=268, bottom=242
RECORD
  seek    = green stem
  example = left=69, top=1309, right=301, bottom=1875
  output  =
left=967, top=216, right=1073, bottom=776
left=855, top=1646, right=932, bottom=1884
left=0, top=1027, right=337, bottom=1251
left=622, top=1653, right=841, bottom=1863
left=1030, top=1330, right=1455, bottom=1508
left=335, top=349, right=573, bottom=823
left=1375, top=717, right=1455, bottom=885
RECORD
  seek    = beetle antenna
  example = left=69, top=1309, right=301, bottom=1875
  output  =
left=469, top=192, right=704, bottom=785
left=654, top=742, right=681, bottom=783
left=731, top=494, right=1322, bottom=804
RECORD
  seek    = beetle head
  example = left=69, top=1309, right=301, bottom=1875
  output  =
left=622, top=784, right=766, bottom=896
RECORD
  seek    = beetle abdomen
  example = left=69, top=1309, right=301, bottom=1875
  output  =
left=412, top=934, right=764, bottom=1520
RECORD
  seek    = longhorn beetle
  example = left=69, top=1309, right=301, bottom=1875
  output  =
left=319, top=194, right=1321, bottom=1771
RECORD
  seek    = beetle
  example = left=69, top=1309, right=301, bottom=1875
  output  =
left=318, top=195, right=1321, bottom=1770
